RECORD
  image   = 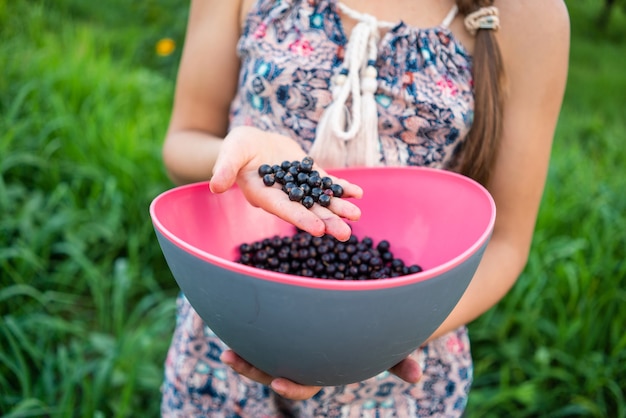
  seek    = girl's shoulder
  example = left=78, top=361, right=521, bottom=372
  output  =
left=497, top=0, right=570, bottom=55
left=496, top=0, right=570, bottom=82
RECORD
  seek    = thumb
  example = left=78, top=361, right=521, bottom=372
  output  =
left=209, top=131, right=254, bottom=194
left=389, top=357, right=422, bottom=384
left=270, top=378, right=322, bottom=401
left=209, top=152, right=239, bottom=194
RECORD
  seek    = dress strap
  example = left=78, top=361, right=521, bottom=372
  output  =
left=441, top=5, right=459, bottom=28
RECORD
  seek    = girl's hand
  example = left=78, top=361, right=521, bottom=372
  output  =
left=220, top=350, right=422, bottom=401
left=209, top=126, right=363, bottom=241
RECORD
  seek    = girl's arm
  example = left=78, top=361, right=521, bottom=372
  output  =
left=162, top=0, right=362, bottom=241
left=161, top=0, right=241, bottom=185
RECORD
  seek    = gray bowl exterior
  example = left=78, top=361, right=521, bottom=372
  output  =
left=156, top=230, right=488, bottom=386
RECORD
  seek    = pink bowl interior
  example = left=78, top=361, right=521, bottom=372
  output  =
left=151, top=167, right=495, bottom=289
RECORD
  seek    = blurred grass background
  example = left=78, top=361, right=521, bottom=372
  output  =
left=1, top=0, right=624, bottom=417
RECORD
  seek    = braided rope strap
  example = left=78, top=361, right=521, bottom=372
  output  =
left=464, top=6, right=500, bottom=36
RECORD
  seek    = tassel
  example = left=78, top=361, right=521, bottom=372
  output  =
left=309, top=72, right=352, bottom=168
left=346, top=66, right=380, bottom=167
left=311, top=4, right=391, bottom=168
left=310, top=17, right=370, bottom=167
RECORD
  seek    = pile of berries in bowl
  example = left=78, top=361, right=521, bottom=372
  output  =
left=238, top=230, right=424, bottom=281
left=150, top=165, right=496, bottom=386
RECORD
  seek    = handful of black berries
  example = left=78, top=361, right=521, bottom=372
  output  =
left=236, top=230, right=423, bottom=281
left=257, top=156, right=344, bottom=209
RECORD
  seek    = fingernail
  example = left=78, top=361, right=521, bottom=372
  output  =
left=409, top=367, right=422, bottom=383
left=270, top=380, right=286, bottom=394
left=219, top=351, right=233, bottom=366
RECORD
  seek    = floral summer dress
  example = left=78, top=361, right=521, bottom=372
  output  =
left=161, top=0, right=475, bottom=416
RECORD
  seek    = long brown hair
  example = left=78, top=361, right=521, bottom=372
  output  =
left=454, top=0, right=506, bottom=186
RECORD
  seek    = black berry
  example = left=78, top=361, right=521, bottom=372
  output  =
left=330, top=183, right=344, bottom=198
left=302, top=195, right=315, bottom=209
left=300, top=156, right=314, bottom=172
left=262, top=174, right=275, bottom=187
left=258, top=164, right=274, bottom=176
left=318, top=194, right=331, bottom=207
left=321, top=176, right=333, bottom=189
left=288, top=187, right=305, bottom=202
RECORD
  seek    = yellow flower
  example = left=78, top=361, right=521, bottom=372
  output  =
left=156, top=38, right=176, bottom=56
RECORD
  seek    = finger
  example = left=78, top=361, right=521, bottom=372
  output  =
left=389, top=357, right=422, bottom=384
left=252, top=190, right=328, bottom=237
left=220, top=350, right=274, bottom=386
left=326, top=193, right=361, bottom=221
left=311, top=167, right=364, bottom=199
left=326, top=176, right=364, bottom=199
left=210, top=155, right=242, bottom=195
left=270, top=378, right=322, bottom=401
left=210, top=130, right=259, bottom=193
left=209, top=165, right=237, bottom=194
left=238, top=173, right=350, bottom=240
left=251, top=188, right=358, bottom=241
left=250, top=178, right=361, bottom=223
left=309, top=205, right=353, bottom=242
left=239, top=171, right=360, bottom=240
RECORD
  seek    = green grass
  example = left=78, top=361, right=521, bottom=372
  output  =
left=0, top=1, right=184, bottom=416
left=1, top=0, right=624, bottom=417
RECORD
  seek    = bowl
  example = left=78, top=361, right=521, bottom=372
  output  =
left=150, top=167, right=496, bottom=386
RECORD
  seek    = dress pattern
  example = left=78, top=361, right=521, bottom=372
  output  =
left=229, top=0, right=474, bottom=168
left=162, top=0, right=475, bottom=416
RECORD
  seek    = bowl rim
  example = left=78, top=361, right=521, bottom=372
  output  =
left=150, top=167, right=496, bottom=291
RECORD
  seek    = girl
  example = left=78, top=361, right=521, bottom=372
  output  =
left=160, top=0, right=570, bottom=416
